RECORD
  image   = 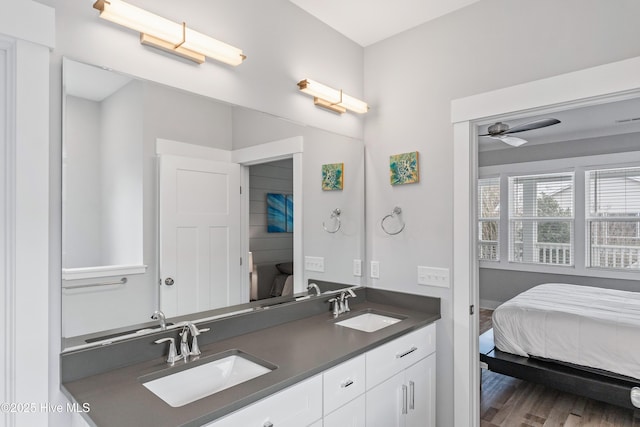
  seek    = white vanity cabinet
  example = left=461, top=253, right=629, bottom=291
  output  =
left=203, top=323, right=436, bottom=427
left=365, top=324, right=436, bottom=427
left=203, top=374, right=323, bottom=427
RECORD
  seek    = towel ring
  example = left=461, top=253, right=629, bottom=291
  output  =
left=381, top=206, right=405, bottom=235
left=323, top=208, right=342, bottom=233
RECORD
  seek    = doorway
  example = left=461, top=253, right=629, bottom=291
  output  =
left=247, top=158, right=295, bottom=302
left=452, top=56, right=640, bottom=427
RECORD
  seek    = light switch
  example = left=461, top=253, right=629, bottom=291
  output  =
left=370, top=261, right=380, bottom=279
left=353, top=259, right=362, bottom=277
left=305, top=256, right=325, bottom=272
left=417, top=266, right=450, bottom=288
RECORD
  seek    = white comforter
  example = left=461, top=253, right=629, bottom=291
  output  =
left=493, top=283, right=640, bottom=380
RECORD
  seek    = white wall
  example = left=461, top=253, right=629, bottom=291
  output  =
left=63, top=96, right=102, bottom=267
left=100, top=80, right=143, bottom=266
left=0, top=2, right=54, bottom=425
left=363, top=1, right=640, bottom=425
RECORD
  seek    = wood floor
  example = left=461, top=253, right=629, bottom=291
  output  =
left=479, top=308, right=640, bottom=426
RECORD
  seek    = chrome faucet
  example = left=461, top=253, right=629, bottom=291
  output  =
left=329, top=289, right=357, bottom=318
left=180, top=322, right=211, bottom=359
left=341, top=289, right=356, bottom=313
left=151, top=310, right=167, bottom=330
left=154, top=337, right=183, bottom=364
left=307, top=283, right=321, bottom=296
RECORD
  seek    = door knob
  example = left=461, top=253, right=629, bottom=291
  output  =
left=164, top=277, right=175, bottom=286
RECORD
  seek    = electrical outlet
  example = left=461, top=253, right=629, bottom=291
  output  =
left=305, top=256, right=325, bottom=272
left=353, top=259, right=362, bottom=277
left=370, top=261, right=380, bottom=279
left=417, top=266, right=450, bottom=288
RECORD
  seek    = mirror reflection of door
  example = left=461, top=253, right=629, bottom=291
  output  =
left=159, top=154, right=241, bottom=317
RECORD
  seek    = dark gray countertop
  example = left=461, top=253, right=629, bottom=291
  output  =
left=62, top=290, right=440, bottom=427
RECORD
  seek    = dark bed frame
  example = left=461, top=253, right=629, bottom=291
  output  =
left=480, top=328, right=640, bottom=409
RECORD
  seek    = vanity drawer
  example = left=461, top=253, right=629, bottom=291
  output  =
left=204, top=374, right=322, bottom=427
left=365, top=323, right=436, bottom=390
left=324, top=393, right=366, bottom=427
left=323, top=354, right=366, bottom=415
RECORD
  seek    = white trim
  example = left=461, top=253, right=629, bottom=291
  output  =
left=0, top=0, right=55, bottom=49
left=155, top=139, right=232, bottom=162
left=62, top=264, right=147, bottom=281
left=452, top=56, right=640, bottom=123
left=233, top=137, right=304, bottom=294
left=231, top=136, right=304, bottom=165
left=452, top=55, right=640, bottom=427
left=1, top=36, right=16, bottom=427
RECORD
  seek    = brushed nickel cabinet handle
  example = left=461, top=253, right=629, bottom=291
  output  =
left=402, top=384, right=408, bottom=414
left=409, top=380, right=415, bottom=410
left=341, top=379, right=354, bottom=388
left=396, top=346, right=418, bottom=359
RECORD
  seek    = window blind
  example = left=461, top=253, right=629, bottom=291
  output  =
left=508, top=172, right=574, bottom=265
left=586, top=166, right=640, bottom=270
left=478, top=177, right=500, bottom=261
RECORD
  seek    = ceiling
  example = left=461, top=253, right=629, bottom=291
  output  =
left=65, top=60, right=132, bottom=102
left=288, top=0, right=481, bottom=46
left=478, top=97, right=640, bottom=151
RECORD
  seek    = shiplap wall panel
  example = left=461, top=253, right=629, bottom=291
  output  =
left=249, top=159, right=293, bottom=265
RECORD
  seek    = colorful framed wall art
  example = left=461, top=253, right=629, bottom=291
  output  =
left=390, top=151, right=419, bottom=185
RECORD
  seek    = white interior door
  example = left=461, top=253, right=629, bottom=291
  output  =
left=159, top=155, right=241, bottom=317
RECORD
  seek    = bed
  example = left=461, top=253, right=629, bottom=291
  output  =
left=250, top=262, right=294, bottom=301
left=480, top=283, right=640, bottom=409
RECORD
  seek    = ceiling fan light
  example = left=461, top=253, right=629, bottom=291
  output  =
left=497, top=135, right=528, bottom=147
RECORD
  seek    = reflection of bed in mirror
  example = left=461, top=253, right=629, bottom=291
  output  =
left=251, top=262, right=294, bottom=301
left=480, top=283, right=640, bottom=409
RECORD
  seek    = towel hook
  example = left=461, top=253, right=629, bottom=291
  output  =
left=381, top=206, right=405, bottom=235
left=323, top=208, right=342, bottom=233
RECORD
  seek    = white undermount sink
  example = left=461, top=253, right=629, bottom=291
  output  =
left=335, top=312, right=402, bottom=332
left=142, top=351, right=274, bottom=407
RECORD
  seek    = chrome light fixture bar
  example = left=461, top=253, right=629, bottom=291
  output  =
left=93, top=0, right=246, bottom=66
left=297, top=79, right=368, bottom=114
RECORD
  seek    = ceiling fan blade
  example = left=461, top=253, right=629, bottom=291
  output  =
left=496, top=135, right=528, bottom=147
left=503, top=118, right=560, bottom=135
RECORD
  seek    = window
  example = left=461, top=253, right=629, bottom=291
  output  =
left=508, top=172, right=574, bottom=266
left=586, top=166, right=640, bottom=270
left=478, top=177, right=500, bottom=261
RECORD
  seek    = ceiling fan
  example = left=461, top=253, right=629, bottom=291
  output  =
left=479, top=118, right=561, bottom=147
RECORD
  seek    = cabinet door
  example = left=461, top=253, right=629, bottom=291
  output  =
left=365, top=371, right=405, bottom=427
left=405, top=354, right=436, bottom=427
left=204, top=375, right=322, bottom=427
left=366, top=324, right=435, bottom=390
left=324, top=394, right=366, bottom=427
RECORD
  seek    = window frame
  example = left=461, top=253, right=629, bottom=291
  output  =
left=478, top=150, right=640, bottom=280
left=477, top=176, right=501, bottom=262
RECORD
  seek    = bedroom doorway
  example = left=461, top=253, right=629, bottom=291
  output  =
left=247, top=158, right=295, bottom=302
left=233, top=136, right=304, bottom=303
left=452, top=56, right=640, bottom=427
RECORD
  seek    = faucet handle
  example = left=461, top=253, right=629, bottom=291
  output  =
left=154, top=337, right=182, bottom=364
left=328, top=297, right=340, bottom=317
left=189, top=328, right=211, bottom=356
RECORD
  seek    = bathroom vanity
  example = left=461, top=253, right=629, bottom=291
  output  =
left=61, top=288, right=440, bottom=427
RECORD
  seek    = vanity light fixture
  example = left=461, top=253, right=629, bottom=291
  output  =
left=92, top=0, right=246, bottom=66
left=297, top=79, right=368, bottom=114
